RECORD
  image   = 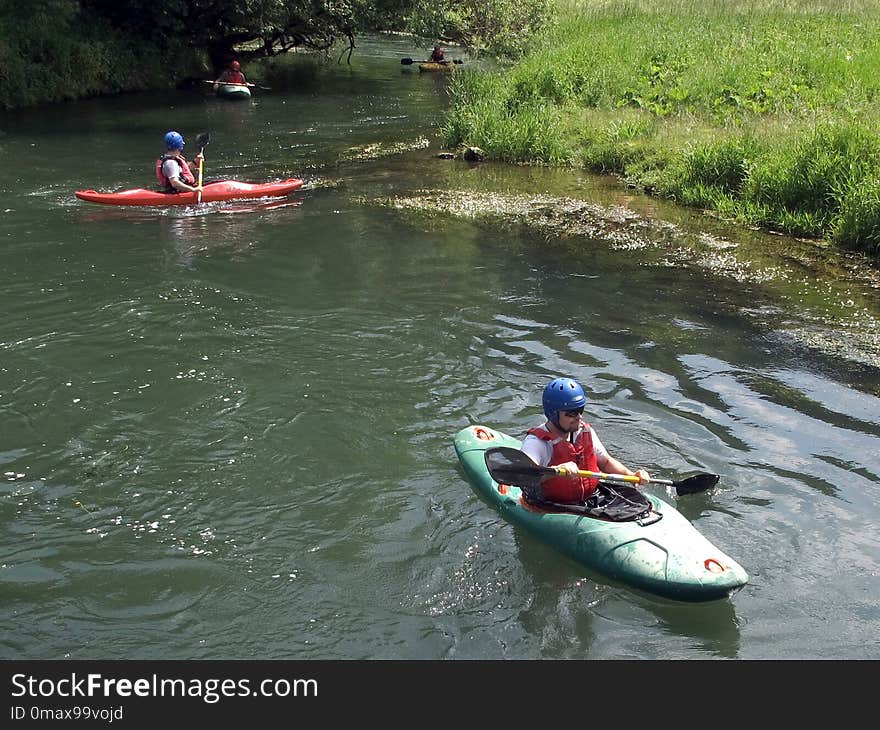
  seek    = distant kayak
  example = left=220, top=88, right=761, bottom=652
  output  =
left=454, top=424, right=749, bottom=602
left=75, top=178, right=304, bottom=207
left=216, top=82, right=251, bottom=99
left=418, top=62, right=456, bottom=73
left=401, top=57, right=462, bottom=72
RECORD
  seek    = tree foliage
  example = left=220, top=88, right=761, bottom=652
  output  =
left=0, top=0, right=188, bottom=109
left=79, top=0, right=411, bottom=70
left=0, top=0, right=551, bottom=109
left=404, top=0, right=552, bottom=57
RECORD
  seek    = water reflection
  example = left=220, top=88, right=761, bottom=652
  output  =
left=75, top=198, right=305, bottom=268
left=508, top=524, right=743, bottom=658
left=632, top=595, right=742, bottom=658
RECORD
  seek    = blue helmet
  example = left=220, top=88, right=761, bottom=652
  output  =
left=542, top=377, right=586, bottom=427
left=164, top=131, right=185, bottom=150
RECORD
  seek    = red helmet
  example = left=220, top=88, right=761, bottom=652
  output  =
left=231, top=60, right=241, bottom=70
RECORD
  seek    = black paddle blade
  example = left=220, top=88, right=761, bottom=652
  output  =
left=195, top=132, right=210, bottom=150
left=401, top=58, right=414, bottom=65
left=674, top=473, right=719, bottom=496
left=484, top=447, right=553, bottom=491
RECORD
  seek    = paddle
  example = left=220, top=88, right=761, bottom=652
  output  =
left=401, top=58, right=463, bottom=65
left=484, top=446, right=719, bottom=497
left=194, top=131, right=209, bottom=204
left=202, top=80, right=270, bottom=90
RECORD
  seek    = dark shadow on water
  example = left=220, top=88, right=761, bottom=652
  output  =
left=636, top=594, right=743, bottom=658
left=505, top=518, right=743, bottom=659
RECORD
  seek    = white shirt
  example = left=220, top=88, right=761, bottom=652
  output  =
left=162, top=157, right=185, bottom=182
left=521, top=424, right=609, bottom=467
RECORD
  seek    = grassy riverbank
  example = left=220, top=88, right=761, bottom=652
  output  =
left=443, top=0, right=880, bottom=256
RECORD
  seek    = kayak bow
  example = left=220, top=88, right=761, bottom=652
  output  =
left=75, top=178, right=304, bottom=207
left=215, top=83, right=251, bottom=99
left=418, top=62, right=456, bottom=73
left=453, top=425, right=748, bottom=602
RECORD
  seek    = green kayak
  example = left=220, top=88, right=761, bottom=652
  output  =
left=453, top=425, right=748, bottom=602
left=215, top=82, right=251, bottom=100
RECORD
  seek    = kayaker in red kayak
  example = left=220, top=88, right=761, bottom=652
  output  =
left=155, top=131, right=203, bottom=194
left=214, top=60, right=247, bottom=85
left=521, top=377, right=651, bottom=503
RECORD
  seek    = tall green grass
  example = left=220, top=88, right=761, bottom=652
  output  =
left=444, top=0, right=880, bottom=255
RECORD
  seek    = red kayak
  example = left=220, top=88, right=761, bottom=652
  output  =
left=75, top=178, right=304, bottom=207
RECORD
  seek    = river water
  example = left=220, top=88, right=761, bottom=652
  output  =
left=1, top=35, right=878, bottom=661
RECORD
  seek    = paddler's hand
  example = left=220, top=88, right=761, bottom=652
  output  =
left=634, top=469, right=650, bottom=485
left=555, top=461, right=581, bottom=477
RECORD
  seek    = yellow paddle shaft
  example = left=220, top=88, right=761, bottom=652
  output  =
left=554, top=466, right=670, bottom=487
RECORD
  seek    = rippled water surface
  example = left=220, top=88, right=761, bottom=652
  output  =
left=1, top=36, right=879, bottom=660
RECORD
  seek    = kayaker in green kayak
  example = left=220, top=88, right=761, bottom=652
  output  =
left=521, top=377, right=652, bottom=505
left=156, top=131, right=204, bottom=195
left=214, top=59, right=248, bottom=87
left=454, top=422, right=749, bottom=600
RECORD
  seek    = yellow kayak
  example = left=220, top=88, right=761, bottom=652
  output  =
left=418, top=62, right=456, bottom=73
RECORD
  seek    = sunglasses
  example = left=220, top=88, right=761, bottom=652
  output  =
left=561, top=408, right=584, bottom=417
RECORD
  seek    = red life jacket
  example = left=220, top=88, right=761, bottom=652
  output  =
left=224, top=71, right=244, bottom=84
left=527, top=423, right=599, bottom=502
left=155, top=154, right=195, bottom=191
